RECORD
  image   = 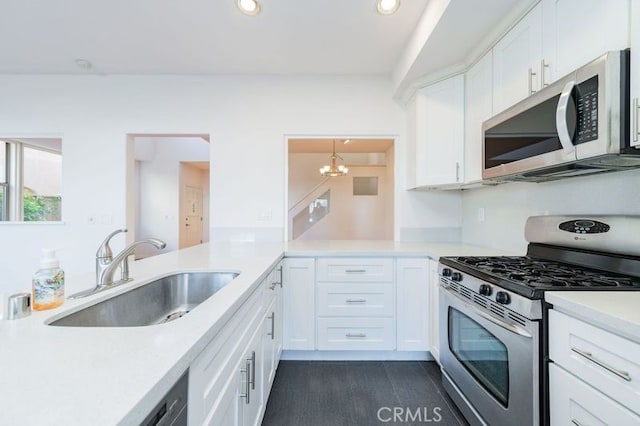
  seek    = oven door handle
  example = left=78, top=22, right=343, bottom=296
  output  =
left=443, top=287, right=533, bottom=338
left=469, top=302, right=533, bottom=338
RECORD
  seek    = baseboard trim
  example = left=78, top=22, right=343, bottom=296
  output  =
left=281, top=350, right=432, bottom=361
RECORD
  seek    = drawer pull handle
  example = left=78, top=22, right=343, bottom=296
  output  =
left=571, top=419, right=584, bottom=426
left=346, top=333, right=367, bottom=338
left=345, top=269, right=367, bottom=273
left=345, top=299, right=367, bottom=304
left=571, top=347, right=631, bottom=382
left=268, top=312, right=275, bottom=340
left=240, top=359, right=251, bottom=404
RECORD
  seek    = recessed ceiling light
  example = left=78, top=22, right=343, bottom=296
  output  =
left=237, top=0, right=260, bottom=16
left=377, top=0, right=400, bottom=15
left=75, top=59, right=93, bottom=70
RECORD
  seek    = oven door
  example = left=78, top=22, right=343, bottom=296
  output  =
left=439, top=286, right=539, bottom=426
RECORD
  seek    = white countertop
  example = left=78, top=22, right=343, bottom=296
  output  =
left=284, top=240, right=517, bottom=258
left=545, top=291, right=640, bottom=344
left=0, top=240, right=517, bottom=425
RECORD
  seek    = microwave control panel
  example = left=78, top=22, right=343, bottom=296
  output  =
left=559, top=219, right=610, bottom=234
left=575, top=76, right=599, bottom=144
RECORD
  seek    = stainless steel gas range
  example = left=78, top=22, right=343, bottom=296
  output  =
left=437, top=215, right=640, bottom=426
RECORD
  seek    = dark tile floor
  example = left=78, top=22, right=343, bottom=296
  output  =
left=262, top=361, right=468, bottom=426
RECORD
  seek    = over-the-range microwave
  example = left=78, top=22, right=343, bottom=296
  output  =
left=482, top=49, right=640, bottom=182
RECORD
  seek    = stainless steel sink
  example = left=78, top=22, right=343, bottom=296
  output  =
left=49, top=271, right=239, bottom=327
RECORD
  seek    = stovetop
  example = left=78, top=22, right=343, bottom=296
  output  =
left=440, top=253, right=640, bottom=299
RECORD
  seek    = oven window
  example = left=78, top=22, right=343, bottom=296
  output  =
left=448, top=307, right=509, bottom=407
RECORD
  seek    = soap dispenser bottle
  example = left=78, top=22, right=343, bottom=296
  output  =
left=32, top=249, right=65, bottom=311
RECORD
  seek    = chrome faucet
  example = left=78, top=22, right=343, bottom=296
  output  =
left=69, top=229, right=166, bottom=299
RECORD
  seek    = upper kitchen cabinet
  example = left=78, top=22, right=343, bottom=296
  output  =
left=414, top=75, right=465, bottom=188
left=632, top=0, right=640, bottom=147
left=492, top=3, right=542, bottom=114
left=541, top=0, right=629, bottom=84
left=464, top=51, right=493, bottom=183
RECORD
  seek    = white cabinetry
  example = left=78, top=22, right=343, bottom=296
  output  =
left=493, top=0, right=629, bottom=116
left=542, top=0, right=629, bottom=83
left=316, top=258, right=395, bottom=350
left=464, top=51, right=493, bottom=183
left=548, top=309, right=640, bottom=425
left=262, top=263, right=283, bottom=392
left=282, top=257, right=315, bottom=350
left=492, top=3, right=542, bottom=114
left=189, top=263, right=283, bottom=426
left=396, top=258, right=429, bottom=351
left=414, top=74, right=465, bottom=187
left=631, top=0, right=640, bottom=147
left=188, top=280, right=264, bottom=425
left=427, top=259, right=440, bottom=363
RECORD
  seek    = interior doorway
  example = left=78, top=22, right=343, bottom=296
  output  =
left=126, top=134, right=210, bottom=259
left=286, top=137, right=394, bottom=241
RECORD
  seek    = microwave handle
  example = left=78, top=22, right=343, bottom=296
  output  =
left=556, top=80, right=576, bottom=155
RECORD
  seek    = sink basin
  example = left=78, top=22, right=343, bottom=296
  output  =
left=49, top=271, right=239, bottom=327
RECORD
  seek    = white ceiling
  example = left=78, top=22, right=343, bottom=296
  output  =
left=0, top=0, right=536, bottom=100
left=0, top=0, right=428, bottom=75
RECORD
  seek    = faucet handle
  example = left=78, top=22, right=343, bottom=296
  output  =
left=96, top=229, right=127, bottom=259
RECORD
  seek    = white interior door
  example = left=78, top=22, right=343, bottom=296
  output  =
left=183, top=185, right=203, bottom=248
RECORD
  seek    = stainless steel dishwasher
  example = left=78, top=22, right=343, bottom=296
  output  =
left=142, top=371, right=188, bottom=426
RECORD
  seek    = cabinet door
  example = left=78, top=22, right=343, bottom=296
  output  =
left=492, top=3, right=542, bottom=114
left=464, top=51, right=493, bottom=183
left=632, top=0, right=640, bottom=147
left=549, top=363, right=640, bottom=425
left=415, top=74, right=465, bottom=186
left=396, top=258, right=429, bottom=351
left=240, top=328, right=264, bottom=426
left=282, top=258, right=315, bottom=350
left=274, top=264, right=284, bottom=362
left=262, top=297, right=277, bottom=392
left=542, top=0, right=629, bottom=84
left=428, top=259, right=440, bottom=364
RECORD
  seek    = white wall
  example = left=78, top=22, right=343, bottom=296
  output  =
left=289, top=153, right=393, bottom=239
left=461, top=168, right=640, bottom=254
left=134, top=137, right=209, bottom=258
left=0, top=74, right=459, bottom=294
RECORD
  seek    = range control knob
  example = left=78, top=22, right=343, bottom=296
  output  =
left=441, top=268, right=452, bottom=277
left=451, top=272, right=463, bottom=282
left=496, top=291, right=511, bottom=305
left=479, top=284, right=493, bottom=296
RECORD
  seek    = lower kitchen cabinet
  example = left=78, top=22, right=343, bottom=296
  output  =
left=548, top=309, right=640, bottom=425
left=188, top=263, right=283, bottom=426
left=428, top=259, right=440, bottom=363
left=396, top=258, right=429, bottom=351
left=282, top=257, right=315, bottom=350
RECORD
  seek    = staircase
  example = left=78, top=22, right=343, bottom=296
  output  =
left=288, top=179, right=332, bottom=239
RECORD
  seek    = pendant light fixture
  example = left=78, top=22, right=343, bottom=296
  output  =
left=320, top=140, right=349, bottom=177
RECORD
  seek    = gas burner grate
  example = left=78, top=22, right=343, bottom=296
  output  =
left=453, top=256, right=640, bottom=290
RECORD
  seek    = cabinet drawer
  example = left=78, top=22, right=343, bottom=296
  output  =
left=317, top=282, right=394, bottom=317
left=317, top=258, right=393, bottom=282
left=549, top=363, right=640, bottom=426
left=317, top=318, right=395, bottom=350
left=549, top=309, right=640, bottom=415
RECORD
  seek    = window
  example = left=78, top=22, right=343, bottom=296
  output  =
left=1, top=138, right=62, bottom=222
left=353, top=176, right=378, bottom=196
